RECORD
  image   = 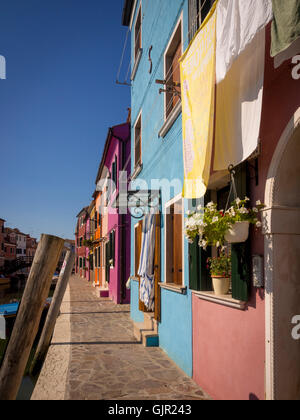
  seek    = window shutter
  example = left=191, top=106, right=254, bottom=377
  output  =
left=135, top=221, right=143, bottom=277
left=95, top=248, right=97, bottom=268
left=106, top=241, right=110, bottom=284
left=154, top=213, right=161, bottom=322
left=188, top=0, right=199, bottom=42
left=188, top=192, right=212, bottom=291
left=173, top=209, right=183, bottom=285
left=109, top=231, right=115, bottom=267
left=231, top=162, right=250, bottom=302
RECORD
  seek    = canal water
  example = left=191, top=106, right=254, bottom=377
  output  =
left=0, top=277, right=55, bottom=400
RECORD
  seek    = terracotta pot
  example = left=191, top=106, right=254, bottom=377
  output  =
left=212, top=276, right=230, bottom=296
left=225, top=221, right=250, bottom=243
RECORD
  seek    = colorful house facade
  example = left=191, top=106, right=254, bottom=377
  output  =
left=0, top=219, right=5, bottom=268
left=123, top=0, right=194, bottom=376
left=75, top=207, right=89, bottom=279
left=122, top=0, right=300, bottom=400
left=93, top=122, right=131, bottom=304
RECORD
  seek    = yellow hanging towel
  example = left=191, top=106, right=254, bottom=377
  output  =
left=180, top=2, right=217, bottom=199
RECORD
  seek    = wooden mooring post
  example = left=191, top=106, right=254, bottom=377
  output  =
left=31, top=247, right=75, bottom=375
left=0, top=234, right=64, bottom=401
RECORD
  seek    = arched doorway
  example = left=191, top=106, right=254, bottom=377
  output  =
left=264, top=109, right=300, bottom=400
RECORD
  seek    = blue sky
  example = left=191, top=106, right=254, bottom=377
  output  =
left=0, top=0, right=130, bottom=240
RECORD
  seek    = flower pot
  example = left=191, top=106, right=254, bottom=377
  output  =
left=212, top=276, right=230, bottom=296
left=225, top=221, right=250, bottom=244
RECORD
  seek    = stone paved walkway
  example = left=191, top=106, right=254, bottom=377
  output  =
left=32, top=275, right=210, bottom=400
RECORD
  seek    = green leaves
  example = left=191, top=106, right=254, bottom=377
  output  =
left=184, top=197, right=265, bottom=249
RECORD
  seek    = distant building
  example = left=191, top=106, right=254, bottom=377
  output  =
left=26, top=236, right=38, bottom=258
left=75, top=207, right=89, bottom=278
left=14, top=229, right=27, bottom=257
left=0, top=219, right=5, bottom=267
left=3, top=228, right=17, bottom=262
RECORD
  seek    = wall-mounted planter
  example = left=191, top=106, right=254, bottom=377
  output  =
left=225, top=221, right=250, bottom=244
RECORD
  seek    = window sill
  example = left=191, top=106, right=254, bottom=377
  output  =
left=159, top=282, right=187, bottom=295
left=131, top=48, right=143, bottom=81
left=158, top=101, right=182, bottom=138
left=131, top=163, right=143, bottom=180
left=192, top=291, right=247, bottom=310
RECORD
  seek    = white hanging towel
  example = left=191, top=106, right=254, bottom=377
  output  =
left=138, top=213, right=156, bottom=311
left=214, top=0, right=272, bottom=171
left=214, top=28, right=266, bottom=171
left=216, top=0, right=273, bottom=84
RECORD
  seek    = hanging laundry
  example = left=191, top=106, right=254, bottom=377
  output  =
left=138, top=213, right=156, bottom=311
left=180, top=2, right=217, bottom=199
left=271, top=0, right=300, bottom=58
left=214, top=28, right=266, bottom=171
left=214, top=0, right=271, bottom=171
left=216, top=0, right=273, bottom=83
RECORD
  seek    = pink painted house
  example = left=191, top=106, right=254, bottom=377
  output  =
left=94, top=122, right=131, bottom=304
left=191, top=24, right=300, bottom=401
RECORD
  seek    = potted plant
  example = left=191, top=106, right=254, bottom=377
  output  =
left=207, top=253, right=231, bottom=296
left=184, top=198, right=265, bottom=249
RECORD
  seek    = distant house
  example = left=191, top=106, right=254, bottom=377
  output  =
left=93, top=122, right=131, bottom=304
left=0, top=219, right=5, bottom=268
left=14, top=229, right=27, bottom=257
left=26, top=236, right=38, bottom=259
left=3, top=228, right=17, bottom=262
left=75, top=207, right=89, bottom=279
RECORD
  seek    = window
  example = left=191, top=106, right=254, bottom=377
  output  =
left=189, top=163, right=251, bottom=303
left=109, top=230, right=116, bottom=267
left=134, top=113, right=142, bottom=169
left=112, top=156, right=118, bottom=191
left=134, top=5, right=142, bottom=62
left=188, top=0, right=215, bottom=41
left=98, top=246, right=101, bottom=268
left=164, top=18, right=182, bottom=119
left=165, top=196, right=184, bottom=286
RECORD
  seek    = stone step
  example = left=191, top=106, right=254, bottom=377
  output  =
left=143, top=312, right=158, bottom=333
left=133, top=322, right=152, bottom=342
left=94, top=287, right=110, bottom=298
left=142, top=331, right=159, bottom=347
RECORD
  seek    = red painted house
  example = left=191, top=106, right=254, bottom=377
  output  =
left=191, top=22, right=300, bottom=401
left=75, top=207, right=89, bottom=279
left=0, top=219, right=5, bottom=268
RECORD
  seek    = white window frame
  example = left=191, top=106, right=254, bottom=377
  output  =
left=132, top=110, right=143, bottom=178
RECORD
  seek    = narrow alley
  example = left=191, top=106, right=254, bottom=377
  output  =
left=32, top=275, right=210, bottom=401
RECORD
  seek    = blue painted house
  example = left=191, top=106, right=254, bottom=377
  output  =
left=121, top=0, right=212, bottom=377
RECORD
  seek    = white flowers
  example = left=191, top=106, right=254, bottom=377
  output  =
left=238, top=207, right=249, bottom=214
left=184, top=197, right=265, bottom=249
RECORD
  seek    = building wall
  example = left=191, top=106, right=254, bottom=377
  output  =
left=129, top=0, right=192, bottom=376
left=0, top=220, right=4, bottom=267
left=105, top=123, right=131, bottom=304
left=192, top=24, right=300, bottom=400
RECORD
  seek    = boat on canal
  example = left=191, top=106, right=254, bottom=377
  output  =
left=0, top=299, right=52, bottom=340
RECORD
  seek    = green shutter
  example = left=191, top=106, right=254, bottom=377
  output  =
left=231, top=162, right=250, bottom=302
left=188, top=191, right=212, bottom=292
left=189, top=239, right=212, bottom=291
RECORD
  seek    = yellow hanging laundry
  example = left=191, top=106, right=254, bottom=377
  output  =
left=180, top=2, right=217, bottom=199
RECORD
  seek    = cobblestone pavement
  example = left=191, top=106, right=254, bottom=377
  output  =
left=34, top=275, right=210, bottom=400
